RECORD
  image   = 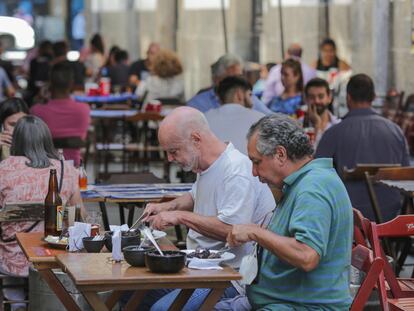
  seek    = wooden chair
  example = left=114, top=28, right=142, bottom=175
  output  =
left=0, top=202, right=44, bottom=310
left=343, top=164, right=401, bottom=182
left=122, top=112, right=169, bottom=180
left=368, top=216, right=414, bottom=300
left=342, top=164, right=401, bottom=224
left=350, top=244, right=386, bottom=311
left=403, top=94, right=414, bottom=113
left=53, top=136, right=87, bottom=167
left=353, top=208, right=370, bottom=248
left=370, top=167, right=414, bottom=273
left=388, top=297, right=414, bottom=310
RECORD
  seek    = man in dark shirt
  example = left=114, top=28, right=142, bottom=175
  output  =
left=52, top=41, right=85, bottom=90
left=128, top=42, right=160, bottom=88
left=315, top=74, right=410, bottom=221
left=108, top=50, right=129, bottom=91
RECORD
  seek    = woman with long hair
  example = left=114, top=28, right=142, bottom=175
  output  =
left=85, top=33, right=105, bottom=82
left=0, top=116, right=84, bottom=300
left=268, top=59, right=304, bottom=115
left=0, top=98, right=29, bottom=160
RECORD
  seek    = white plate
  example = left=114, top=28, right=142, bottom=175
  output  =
left=183, top=249, right=235, bottom=263
left=141, top=229, right=166, bottom=240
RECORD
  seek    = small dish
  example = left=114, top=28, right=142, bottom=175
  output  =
left=82, top=237, right=105, bottom=253
left=123, top=245, right=154, bottom=267
left=145, top=250, right=186, bottom=273
left=104, top=230, right=141, bottom=251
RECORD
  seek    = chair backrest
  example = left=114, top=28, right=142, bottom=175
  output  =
left=155, top=97, right=184, bottom=107
left=404, top=94, right=414, bottom=112
left=353, top=208, right=370, bottom=248
left=344, top=164, right=401, bottom=224
left=0, top=202, right=44, bottom=223
left=374, top=167, right=414, bottom=181
left=0, top=202, right=44, bottom=244
left=350, top=244, right=386, bottom=311
left=53, top=136, right=86, bottom=149
left=125, top=112, right=164, bottom=122
left=368, top=216, right=414, bottom=299
left=342, top=164, right=402, bottom=181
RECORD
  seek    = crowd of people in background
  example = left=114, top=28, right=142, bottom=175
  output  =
left=1, top=31, right=412, bottom=311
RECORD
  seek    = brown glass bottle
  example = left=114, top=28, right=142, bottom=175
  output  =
left=44, top=169, right=63, bottom=236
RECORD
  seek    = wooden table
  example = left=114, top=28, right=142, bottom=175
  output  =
left=16, top=232, right=82, bottom=311
left=379, top=180, right=414, bottom=197
left=57, top=253, right=241, bottom=311
left=16, top=232, right=177, bottom=311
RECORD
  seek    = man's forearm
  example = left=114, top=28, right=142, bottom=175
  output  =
left=250, top=227, right=320, bottom=272
left=178, top=212, right=232, bottom=242
left=170, top=193, right=194, bottom=212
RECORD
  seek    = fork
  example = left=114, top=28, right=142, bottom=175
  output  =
left=215, top=244, right=231, bottom=256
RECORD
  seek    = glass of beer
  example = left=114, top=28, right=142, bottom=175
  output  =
left=304, top=127, right=316, bottom=145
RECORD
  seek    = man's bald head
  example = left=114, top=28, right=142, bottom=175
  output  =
left=159, top=107, right=210, bottom=143
left=287, top=43, right=303, bottom=59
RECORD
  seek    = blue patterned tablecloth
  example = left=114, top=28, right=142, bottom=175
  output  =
left=81, top=183, right=192, bottom=200
left=74, top=93, right=139, bottom=103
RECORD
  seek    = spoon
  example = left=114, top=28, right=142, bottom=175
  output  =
left=139, top=224, right=165, bottom=256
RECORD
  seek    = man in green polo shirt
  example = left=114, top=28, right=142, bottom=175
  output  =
left=226, top=114, right=353, bottom=310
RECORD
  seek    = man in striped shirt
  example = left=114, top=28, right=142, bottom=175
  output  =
left=227, top=114, right=353, bottom=310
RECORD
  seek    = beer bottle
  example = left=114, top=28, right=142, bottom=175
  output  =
left=44, top=169, right=63, bottom=236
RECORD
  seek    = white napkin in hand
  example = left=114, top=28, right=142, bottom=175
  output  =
left=112, top=230, right=122, bottom=262
left=68, top=222, right=91, bottom=252
left=188, top=258, right=223, bottom=270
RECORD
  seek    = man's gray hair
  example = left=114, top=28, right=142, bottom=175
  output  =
left=212, top=53, right=243, bottom=78
left=247, top=114, right=314, bottom=160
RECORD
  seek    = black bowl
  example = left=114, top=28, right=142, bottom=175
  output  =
left=123, top=245, right=155, bottom=267
left=145, top=250, right=186, bottom=273
left=104, top=230, right=141, bottom=251
left=82, top=237, right=105, bottom=253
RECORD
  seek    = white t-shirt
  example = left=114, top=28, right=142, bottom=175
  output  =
left=187, top=143, right=275, bottom=267
left=205, top=104, right=265, bottom=155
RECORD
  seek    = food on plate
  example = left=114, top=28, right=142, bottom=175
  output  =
left=44, top=235, right=68, bottom=245
left=187, top=248, right=221, bottom=259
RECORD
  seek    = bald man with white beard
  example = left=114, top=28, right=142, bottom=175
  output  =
left=137, top=107, right=275, bottom=311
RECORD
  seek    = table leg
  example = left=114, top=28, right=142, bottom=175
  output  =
left=99, top=202, right=110, bottom=231
left=199, top=288, right=225, bottom=311
left=119, top=204, right=126, bottom=225
left=169, top=289, right=195, bottom=311
left=127, top=206, right=135, bottom=227
left=105, top=290, right=123, bottom=310
left=83, top=291, right=110, bottom=311
left=124, top=290, right=148, bottom=311
left=38, top=269, right=81, bottom=311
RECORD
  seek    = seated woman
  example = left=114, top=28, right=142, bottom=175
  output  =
left=0, top=98, right=29, bottom=160
left=136, top=49, right=184, bottom=105
left=268, top=59, right=303, bottom=115
left=0, top=116, right=84, bottom=305
left=313, top=38, right=351, bottom=75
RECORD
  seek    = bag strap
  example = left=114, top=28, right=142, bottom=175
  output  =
left=58, top=159, right=64, bottom=194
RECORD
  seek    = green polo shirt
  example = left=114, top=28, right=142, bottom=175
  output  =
left=247, top=158, right=353, bottom=310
